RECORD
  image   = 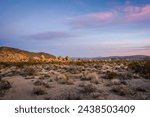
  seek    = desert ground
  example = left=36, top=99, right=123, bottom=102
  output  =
left=0, top=59, right=150, bottom=100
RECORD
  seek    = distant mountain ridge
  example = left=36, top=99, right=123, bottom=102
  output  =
left=0, top=46, right=149, bottom=62
left=0, top=46, right=55, bottom=62
left=94, top=55, right=150, bottom=60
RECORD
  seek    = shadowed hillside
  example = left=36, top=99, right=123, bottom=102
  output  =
left=0, top=46, right=55, bottom=62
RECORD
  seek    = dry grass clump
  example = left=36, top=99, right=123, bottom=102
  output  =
left=0, top=79, right=11, bottom=96
left=57, top=74, right=74, bottom=85
left=111, top=85, right=130, bottom=96
left=79, top=83, right=97, bottom=94
left=33, top=87, right=47, bottom=95
left=81, top=72, right=99, bottom=84
left=111, top=79, right=121, bottom=85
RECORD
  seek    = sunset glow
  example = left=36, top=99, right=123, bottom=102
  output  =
left=0, top=0, right=150, bottom=57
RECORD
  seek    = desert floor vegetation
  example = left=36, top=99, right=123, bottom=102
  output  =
left=0, top=59, right=150, bottom=100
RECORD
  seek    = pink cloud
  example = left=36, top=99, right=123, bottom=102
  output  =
left=71, top=11, right=116, bottom=28
left=125, top=5, right=150, bottom=21
left=86, top=12, right=115, bottom=21
left=30, top=31, right=78, bottom=40
left=70, top=4, right=150, bottom=29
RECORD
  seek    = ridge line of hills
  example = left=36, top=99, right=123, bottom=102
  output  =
left=0, top=46, right=149, bottom=62
left=0, top=46, right=55, bottom=62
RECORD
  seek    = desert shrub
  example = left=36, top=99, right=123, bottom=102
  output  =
left=104, top=71, right=118, bottom=79
left=111, top=79, right=121, bottom=85
left=58, top=90, right=81, bottom=100
left=0, top=79, right=11, bottom=96
left=79, top=83, right=97, bottom=94
left=110, top=78, right=127, bottom=86
left=120, top=80, right=128, bottom=85
left=57, top=74, right=74, bottom=85
left=119, top=72, right=133, bottom=80
left=135, top=87, right=147, bottom=92
left=42, top=74, right=50, bottom=78
left=23, top=67, right=36, bottom=76
left=33, top=87, right=47, bottom=95
left=0, top=79, right=11, bottom=90
left=57, top=74, right=67, bottom=81
left=111, top=85, right=130, bottom=96
left=81, top=72, right=99, bottom=84
left=91, top=92, right=101, bottom=99
left=67, top=66, right=79, bottom=74
left=128, top=60, right=150, bottom=79
left=34, top=80, right=51, bottom=88
left=0, top=62, right=42, bottom=68
left=66, top=79, right=74, bottom=85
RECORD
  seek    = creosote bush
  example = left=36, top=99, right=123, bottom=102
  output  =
left=34, top=80, right=51, bottom=88
left=111, top=85, right=130, bottom=96
left=104, top=71, right=118, bottom=79
left=0, top=79, right=11, bottom=96
left=0, top=79, right=11, bottom=90
left=23, top=67, right=36, bottom=76
left=128, top=60, right=150, bottom=79
left=33, top=87, right=47, bottom=95
left=79, top=83, right=97, bottom=94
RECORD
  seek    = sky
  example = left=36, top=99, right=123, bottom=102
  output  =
left=0, top=0, right=150, bottom=57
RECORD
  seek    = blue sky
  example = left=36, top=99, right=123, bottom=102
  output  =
left=0, top=0, right=150, bottom=57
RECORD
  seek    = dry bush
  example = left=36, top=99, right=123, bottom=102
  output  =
left=58, top=90, right=81, bottom=100
left=111, top=79, right=121, bottom=85
left=135, top=87, right=147, bottom=92
left=111, top=85, right=130, bottom=96
left=104, top=71, right=118, bottom=79
left=79, top=83, right=97, bottom=94
left=66, top=79, right=74, bottom=85
left=23, top=66, right=36, bottom=76
left=33, top=87, right=47, bottom=95
left=0, top=79, right=11, bottom=96
left=57, top=74, right=67, bottom=83
left=67, top=66, right=79, bottom=74
left=81, top=72, right=99, bottom=84
left=128, top=60, right=150, bottom=79
left=43, top=74, right=50, bottom=78
left=34, top=80, right=51, bottom=88
left=57, top=74, right=74, bottom=85
left=0, top=79, right=11, bottom=90
left=91, top=92, right=101, bottom=99
left=119, top=72, right=133, bottom=80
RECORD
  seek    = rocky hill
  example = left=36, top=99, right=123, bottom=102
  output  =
left=0, top=46, right=55, bottom=62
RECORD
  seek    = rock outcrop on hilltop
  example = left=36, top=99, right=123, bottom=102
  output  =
left=0, top=46, right=56, bottom=62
